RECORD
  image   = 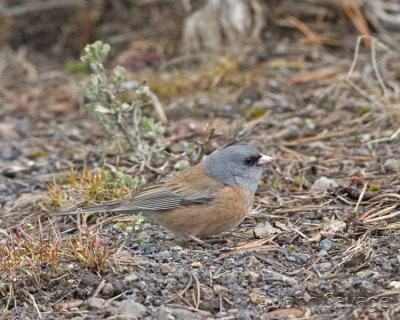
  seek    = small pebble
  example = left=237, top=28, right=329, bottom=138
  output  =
left=247, top=271, right=260, bottom=284
left=320, top=237, right=333, bottom=251
left=239, top=310, right=253, bottom=320
left=109, top=300, right=147, bottom=318
left=124, top=273, right=139, bottom=283
left=311, top=176, right=338, bottom=191
left=174, top=273, right=183, bottom=280
left=235, top=260, right=246, bottom=268
left=226, top=279, right=239, bottom=290
left=87, top=297, right=105, bottom=310
left=172, top=253, right=181, bottom=261
left=140, top=274, right=150, bottom=281
left=102, top=282, right=114, bottom=296
left=215, top=312, right=229, bottom=318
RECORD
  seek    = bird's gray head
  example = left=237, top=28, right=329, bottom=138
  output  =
left=203, top=145, right=273, bottom=193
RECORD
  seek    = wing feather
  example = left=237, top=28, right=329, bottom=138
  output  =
left=126, top=182, right=216, bottom=211
left=59, top=163, right=221, bottom=215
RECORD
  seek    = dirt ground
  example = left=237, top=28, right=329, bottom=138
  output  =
left=1, top=1, right=400, bottom=319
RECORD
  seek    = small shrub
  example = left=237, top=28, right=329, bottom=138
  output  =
left=80, top=41, right=169, bottom=173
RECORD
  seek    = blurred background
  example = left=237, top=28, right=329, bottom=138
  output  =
left=2, top=0, right=399, bottom=99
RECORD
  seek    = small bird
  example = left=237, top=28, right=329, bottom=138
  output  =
left=61, top=145, right=273, bottom=244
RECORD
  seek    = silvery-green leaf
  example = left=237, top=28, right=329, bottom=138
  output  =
left=95, top=105, right=113, bottom=114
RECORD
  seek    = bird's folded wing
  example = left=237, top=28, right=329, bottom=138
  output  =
left=58, top=181, right=218, bottom=215
left=124, top=182, right=216, bottom=211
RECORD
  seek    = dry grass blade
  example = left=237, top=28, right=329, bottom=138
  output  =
left=276, top=205, right=342, bottom=214
left=287, top=128, right=356, bottom=144
left=354, top=182, right=368, bottom=216
left=218, top=236, right=279, bottom=260
left=286, top=15, right=342, bottom=47
left=287, top=15, right=317, bottom=41
left=164, top=271, right=193, bottom=304
left=291, top=66, right=346, bottom=84
left=341, top=0, right=371, bottom=47
left=322, top=231, right=373, bottom=278
left=368, top=127, right=400, bottom=145
left=361, top=204, right=397, bottom=221
left=191, top=272, right=201, bottom=310
left=23, top=289, right=42, bottom=319
left=363, top=210, right=400, bottom=223
left=346, top=35, right=393, bottom=105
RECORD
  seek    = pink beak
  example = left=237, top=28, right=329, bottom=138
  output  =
left=258, top=154, right=274, bottom=165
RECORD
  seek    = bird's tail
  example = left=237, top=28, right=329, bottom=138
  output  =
left=57, top=200, right=134, bottom=215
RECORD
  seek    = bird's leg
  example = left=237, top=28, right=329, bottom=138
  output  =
left=203, top=235, right=229, bottom=245
left=187, top=235, right=211, bottom=247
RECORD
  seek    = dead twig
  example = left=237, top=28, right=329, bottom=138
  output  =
left=367, top=127, right=400, bottom=145
left=287, top=128, right=356, bottom=144
left=287, top=16, right=342, bottom=47
left=218, top=236, right=279, bottom=260
left=367, top=194, right=400, bottom=202
left=361, top=204, right=397, bottom=221
left=225, top=112, right=271, bottom=148
left=191, top=272, right=201, bottom=310
left=191, top=126, right=218, bottom=165
left=275, top=205, right=342, bottom=214
left=23, top=289, right=42, bottom=319
left=92, top=279, right=106, bottom=298
left=341, top=0, right=371, bottom=47
left=148, top=90, right=168, bottom=124
left=346, top=35, right=393, bottom=105
left=291, top=66, right=346, bottom=84
left=363, top=210, right=400, bottom=223
left=164, top=272, right=194, bottom=307
left=354, top=182, right=368, bottom=216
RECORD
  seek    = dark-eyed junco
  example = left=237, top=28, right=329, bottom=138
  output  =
left=61, top=145, right=273, bottom=244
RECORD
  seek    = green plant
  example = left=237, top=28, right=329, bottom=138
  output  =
left=104, top=164, right=138, bottom=191
left=45, top=164, right=137, bottom=208
left=294, top=174, right=306, bottom=189
left=80, top=41, right=169, bottom=173
left=65, top=59, right=88, bottom=74
left=114, top=213, right=149, bottom=244
left=264, top=178, right=283, bottom=190
left=0, top=217, right=117, bottom=280
left=67, top=233, right=115, bottom=275
left=130, top=213, right=149, bottom=243
left=0, top=219, right=60, bottom=284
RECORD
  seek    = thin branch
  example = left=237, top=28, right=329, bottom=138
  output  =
left=354, top=182, right=368, bottom=215
left=370, top=38, right=389, bottom=101
left=23, top=289, right=42, bottom=320
left=367, top=127, right=400, bottom=145
left=363, top=210, right=400, bottom=223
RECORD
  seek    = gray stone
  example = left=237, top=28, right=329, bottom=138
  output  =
left=384, top=159, right=400, bottom=172
left=246, top=271, right=260, bottom=284
left=311, top=177, right=338, bottom=192
left=102, top=282, right=114, bottom=296
left=124, top=273, right=139, bottom=283
left=160, top=263, right=171, bottom=274
left=110, top=300, right=147, bottom=318
left=87, top=297, right=105, bottom=310
left=157, top=306, right=205, bottom=320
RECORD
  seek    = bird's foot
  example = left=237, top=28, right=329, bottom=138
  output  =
left=187, top=235, right=211, bottom=247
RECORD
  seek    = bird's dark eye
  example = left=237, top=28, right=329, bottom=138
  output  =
left=244, top=154, right=261, bottom=166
